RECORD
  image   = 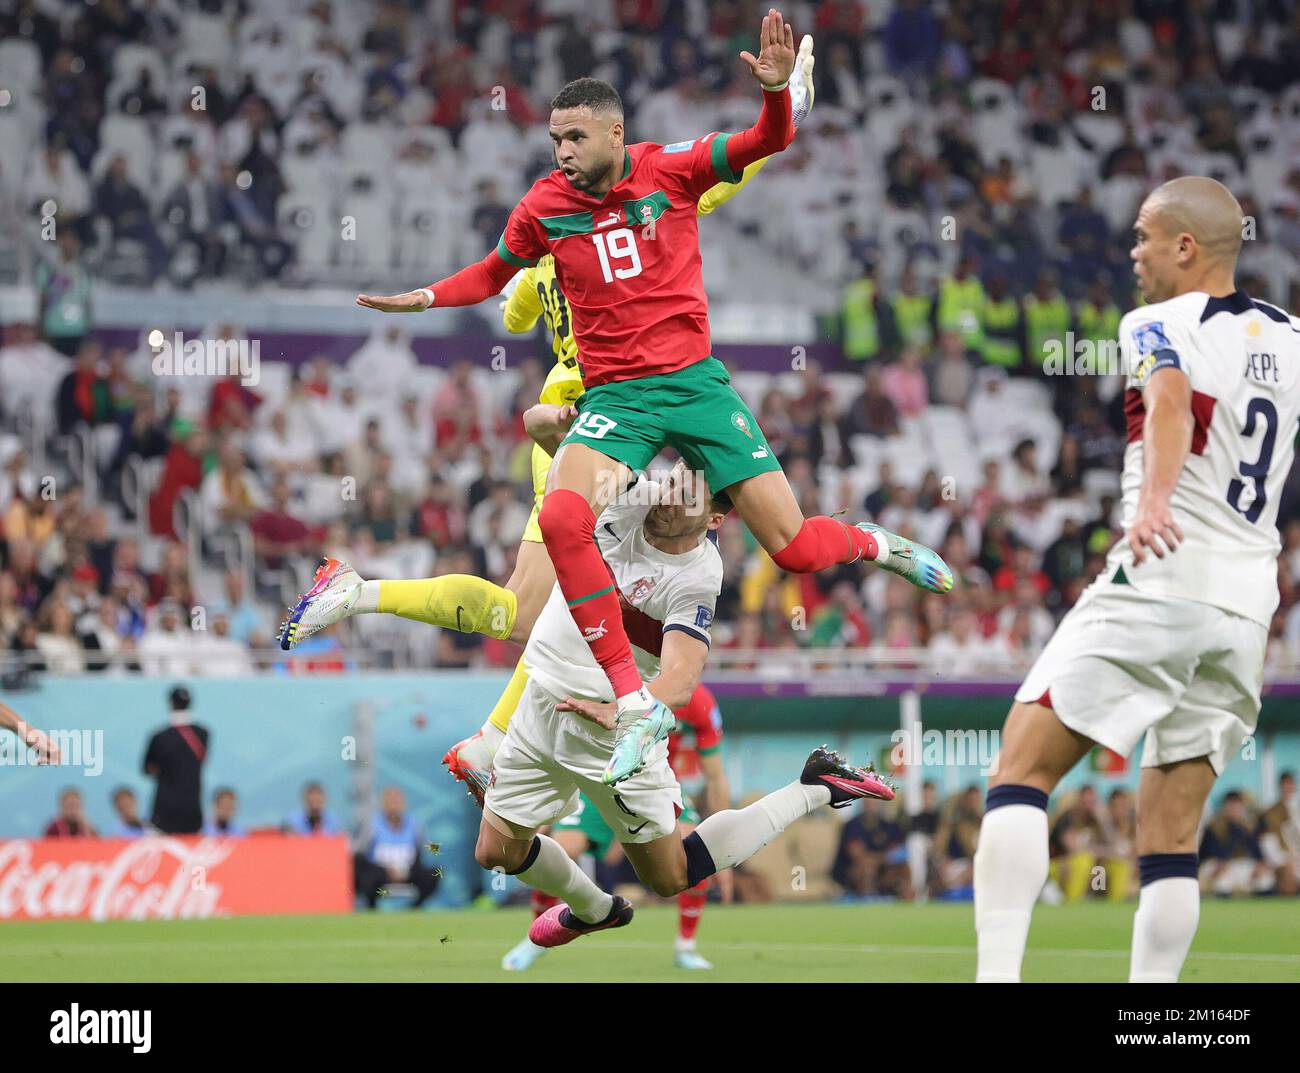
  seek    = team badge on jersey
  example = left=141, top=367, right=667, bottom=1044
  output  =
left=731, top=411, right=754, bottom=439
left=628, top=576, right=657, bottom=602
left=1130, top=321, right=1181, bottom=384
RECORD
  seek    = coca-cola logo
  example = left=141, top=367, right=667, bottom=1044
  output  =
left=0, top=838, right=235, bottom=920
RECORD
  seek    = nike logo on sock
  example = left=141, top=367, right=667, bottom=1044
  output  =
left=455, top=605, right=466, bottom=631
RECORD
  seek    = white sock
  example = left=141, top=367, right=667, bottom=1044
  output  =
left=974, top=804, right=1048, bottom=983
left=692, top=781, right=831, bottom=870
left=674, top=936, right=696, bottom=952
left=615, top=685, right=652, bottom=716
left=351, top=580, right=381, bottom=613
left=516, top=834, right=613, bottom=924
left=1129, top=878, right=1199, bottom=983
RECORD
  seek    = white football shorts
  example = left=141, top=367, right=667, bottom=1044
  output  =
left=485, top=677, right=682, bottom=843
left=1015, top=579, right=1266, bottom=774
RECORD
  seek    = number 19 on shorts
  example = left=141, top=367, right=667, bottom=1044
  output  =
left=572, top=411, right=618, bottom=439
left=592, top=228, right=643, bottom=283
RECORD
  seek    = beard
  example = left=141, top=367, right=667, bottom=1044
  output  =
left=564, top=158, right=613, bottom=191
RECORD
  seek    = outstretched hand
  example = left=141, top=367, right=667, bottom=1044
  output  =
left=739, top=8, right=796, bottom=88
left=556, top=697, right=619, bottom=731
left=356, top=290, right=432, bottom=313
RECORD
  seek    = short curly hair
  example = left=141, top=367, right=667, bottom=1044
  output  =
left=550, top=78, right=624, bottom=119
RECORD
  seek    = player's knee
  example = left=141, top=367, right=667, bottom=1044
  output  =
left=537, top=489, right=592, bottom=550
left=474, top=831, right=521, bottom=873
left=642, top=863, right=689, bottom=898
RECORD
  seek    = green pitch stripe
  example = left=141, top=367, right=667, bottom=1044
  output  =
left=567, top=584, right=614, bottom=608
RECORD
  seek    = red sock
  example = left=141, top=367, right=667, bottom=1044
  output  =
left=538, top=489, right=643, bottom=697
left=531, top=890, right=559, bottom=919
left=771, top=516, right=877, bottom=573
left=677, top=880, right=709, bottom=942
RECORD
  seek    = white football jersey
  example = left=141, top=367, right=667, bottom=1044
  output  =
left=1109, top=289, right=1300, bottom=626
left=524, top=478, right=724, bottom=704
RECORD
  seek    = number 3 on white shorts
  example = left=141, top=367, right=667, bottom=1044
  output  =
left=572, top=411, right=618, bottom=439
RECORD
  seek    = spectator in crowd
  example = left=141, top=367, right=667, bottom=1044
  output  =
left=202, top=787, right=246, bottom=837
left=94, top=154, right=168, bottom=278
left=137, top=601, right=195, bottom=677
left=110, top=786, right=149, bottom=838
left=44, top=787, right=97, bottom=837
left=1049, top=784, right=1106, bottom=902
left=354, top=785, right=440, bottom=910
left=1257, top=771, right=1299, bottom=896
left=36, top=230, right=92, bottom=358
left=141, top=684, right=208, bottom=835
left=162, top=150, right=228, bottom=282
left=880, top=347, right=929, bottom=419
left=1097, top=787, right=1137, bottom=901
left=35, top=601, right=85, bottom=674
left=842, top=366, right=900, bottom=439
left=833, top=796, right=913, bottom=899
left=200, top=439, right=265, bottom=538
left=934, top=785, right=982, bottom=893
left=1200, top=791, right=1274, bottom=896
left=286, top=781, right=342, bottom=836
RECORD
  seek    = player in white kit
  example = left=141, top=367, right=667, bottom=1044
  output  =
left=474, top=456, right=894, bottom=949
left=974, top=176, right=1300, bottom=983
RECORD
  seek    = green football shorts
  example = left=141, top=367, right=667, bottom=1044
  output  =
left=558, top=356, right=782, bottom=497
left=554, top=794, right=699, bottom=853
left=553, top=794, right=615, bottom=856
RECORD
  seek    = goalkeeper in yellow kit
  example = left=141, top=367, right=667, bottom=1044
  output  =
left=278, top=38, right=817, bottom=800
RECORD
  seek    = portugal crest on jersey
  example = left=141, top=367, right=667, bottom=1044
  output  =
left=628, top=576, right=657, bottom=602
left=731, top=411, right=754, bottom=439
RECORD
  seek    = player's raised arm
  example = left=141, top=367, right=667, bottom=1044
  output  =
left=1128, top=365, right=1192, bottom=564
left=697, top=33, right=814, bottom=215
left=724, top=9, right=798, bottom=167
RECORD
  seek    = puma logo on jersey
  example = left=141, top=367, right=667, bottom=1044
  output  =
left=752, top=448, right=769, bottom=459
left=583, top=620, right=608, bottom=641
left=597, top=210, right=621, bottom=229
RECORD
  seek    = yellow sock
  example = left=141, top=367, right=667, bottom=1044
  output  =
left=377, top=575, right=516, bottom=640
left=486, top=656, right=530, bottom=734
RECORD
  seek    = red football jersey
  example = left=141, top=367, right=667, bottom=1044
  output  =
left=496, top=136, right=743, bottom=386
left=669, top=682, right=723, bottom=776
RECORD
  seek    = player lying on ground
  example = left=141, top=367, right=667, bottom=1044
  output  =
left=473, top=463, right=895, bottom=948
left=974, top=176, right=1300, bottom=983
left=355, top=9, right=952, bottom=783
left=280, top=37, right=820, bottom=788
left=500, top=683, right=732, bottom=971
left=0, top=700, right=59, bottom=763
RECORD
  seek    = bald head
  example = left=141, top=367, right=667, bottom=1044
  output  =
left=1130, top=176, right=1243, bottom=302
left=1144, top=176, right=1244, bottom=263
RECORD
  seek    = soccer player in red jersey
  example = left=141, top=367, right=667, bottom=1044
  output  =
left=357, top=10, right=952, bottom=779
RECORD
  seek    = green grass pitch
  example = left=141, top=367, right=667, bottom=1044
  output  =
left=3, top=901, right=1296, bottom=983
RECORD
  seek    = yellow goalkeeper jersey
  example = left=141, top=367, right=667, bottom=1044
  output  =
left=502, top=157, right=772, bottom=406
